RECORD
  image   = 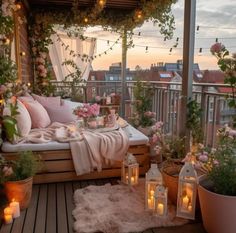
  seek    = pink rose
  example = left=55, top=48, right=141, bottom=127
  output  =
left=229, top=129, right=236, bottom=137
left=210, top=43, right=225, bottom=54
left=198, top=154, right=208, bottom=162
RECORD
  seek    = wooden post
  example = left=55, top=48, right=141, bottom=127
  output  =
left=121, top=28, right=127, bottom=118
left=179, top=0, right=196, bottom=152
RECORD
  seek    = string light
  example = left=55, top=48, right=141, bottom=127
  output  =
left=84, top=17, right=89, bottom=23
left=196, top=25, right=200, bottom=33
left=145, top=46, right=148, bottom=53
left=215, top=38, right=218, bottom=43
left=138, top=32, right=141, bottom=36
left=98, top=0, right=105, bottom=6
left=135, top=10, right=143, bottom=20
left=169, top=48, right=172, bottom=55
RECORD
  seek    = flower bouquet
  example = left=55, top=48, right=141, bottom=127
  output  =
left=73, top=103, right=101, bottom=129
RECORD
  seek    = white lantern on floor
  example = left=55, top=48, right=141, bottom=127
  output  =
left=176, top=162, right=198, bottom=220
left=154, top=185, right=168, bottom=217
left=121, top=153, right=139, bottom=186
left=145, top=164, right=162, bottom=210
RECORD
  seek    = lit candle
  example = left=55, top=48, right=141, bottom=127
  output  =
left=4, top=207, right=13, bottom=224
left=10, top=199, right=20, bottom=218
left=157, top=203, right=164, bottom=215
left=150, top=190, right=155, bottom=196
left=125, top=174, right=128, bottom=183
left=182, top=195, right=189, bottom=210
left=148, top=198, right=154, bottom=209
left=131, top=176, right=135, bottom=184
left=188, top=204, right=192, bottom=212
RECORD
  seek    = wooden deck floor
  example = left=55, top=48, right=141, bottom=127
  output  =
left=0, top=179, right=206, bottom=233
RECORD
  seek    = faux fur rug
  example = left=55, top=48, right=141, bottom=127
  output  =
left=73, top=179, right=188, bottom=233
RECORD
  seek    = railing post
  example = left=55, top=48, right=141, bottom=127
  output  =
left=179, top=0, right=196, bottom=152
left=121, top=28, right=127, bottom=118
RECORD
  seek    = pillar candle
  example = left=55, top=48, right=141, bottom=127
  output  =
left=182, top=195, right=189, bottom=210
left=10, top=200, right=20, bottom=218
left=157, top=203, right=164, bottom=215
left=4, top=207, right=13, bottom=224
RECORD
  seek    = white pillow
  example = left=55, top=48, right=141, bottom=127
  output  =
left=16, top=100, right=32, bottom=136
left=62, top=99, right=83, bottom=111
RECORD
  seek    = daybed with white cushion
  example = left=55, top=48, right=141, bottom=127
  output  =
left=1, top=95, right=149, bottom=184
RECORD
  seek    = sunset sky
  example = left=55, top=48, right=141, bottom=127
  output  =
left=83, top=0, right=236, bottom=71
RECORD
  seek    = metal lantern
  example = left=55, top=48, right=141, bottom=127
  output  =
left=145, top=164, right=163, bottom=210
left=154, top=185, right=168, bottom=217
left=121, top=153, right=139, bottom=186
left=176, top=162, right=198, bottom=220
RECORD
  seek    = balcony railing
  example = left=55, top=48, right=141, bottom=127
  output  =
left=51, top=80, right=235, bottom=147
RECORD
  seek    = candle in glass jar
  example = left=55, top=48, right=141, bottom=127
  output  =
left=188, top=204, right=192, bottom=212
left=150, top=190, right=155, bottom=196
left=4, top=207, right=13, bottom=224
left=10, top=199, right=20, bottom=218
left=182, top=195, right=189, bottom=210
left=157, top=203, right=164, bottom=215
left=148, top=198, right=154, bottom=209
left=131, top=176, right=135, bottom=184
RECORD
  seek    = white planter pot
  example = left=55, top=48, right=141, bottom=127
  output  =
left=198, top=176, right=236, bottom=233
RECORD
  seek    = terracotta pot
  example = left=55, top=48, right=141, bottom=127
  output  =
left=198, top=176, right=236, bottom=233
left=138, top=126, right=153, bottom=137
left=162, top=162, right=182, bottom=205
left=4, top=177, right=33, bottom=210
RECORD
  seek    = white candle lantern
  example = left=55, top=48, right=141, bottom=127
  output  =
left=154, top=185, right=168, bottom=217
left=121, top=153, right=139, bottom=186
left=145, top=164, right=163, bottom=210
left=176, top=162, right=198, bottom=220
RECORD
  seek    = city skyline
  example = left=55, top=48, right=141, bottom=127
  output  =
left=83, top=0, right=236, bottom=71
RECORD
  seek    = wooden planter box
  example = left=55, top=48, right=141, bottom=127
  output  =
left=3, top=144, right=150, bottom=184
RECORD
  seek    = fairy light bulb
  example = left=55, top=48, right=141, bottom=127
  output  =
left=84, top=17, right=88, bottom=23
left=15, top=3, right=21, bottom=10
left=169, top=48, right=173, bottom=55
left=98, top=0, right=105, bottom=6
left=198, top=48, right=203, bottom=56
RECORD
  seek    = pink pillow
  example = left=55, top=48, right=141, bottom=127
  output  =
left=32, top=94, right=61, bottom=108
left=22, top=100, right=51, bottom=128
left=45, top=104, right=77, bottom=123
left=16, top=100, right=32, bottom=136
left=18, top=95, right=34, bottom=102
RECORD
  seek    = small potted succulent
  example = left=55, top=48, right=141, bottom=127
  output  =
left=0, top=151, right=40, bottom=209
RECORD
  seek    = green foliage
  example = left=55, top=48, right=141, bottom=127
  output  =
left=0, top=56, right=17, bottom=85
left=186, top=99, right=203, bottom=144
left=132, top=80, right=155, bottom=127
left=198, top=126, right=236, bottom=196
left=0, top=15, right=14, bottom=36
left=7, top=151, right=40, bottom=181
left=1, top=102, right=19, bottom=143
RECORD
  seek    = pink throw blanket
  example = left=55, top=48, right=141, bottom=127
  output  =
left=70, top=128, right=129, bottom=175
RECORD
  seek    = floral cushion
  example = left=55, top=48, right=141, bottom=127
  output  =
left=32, top=94, right=61, bottom=108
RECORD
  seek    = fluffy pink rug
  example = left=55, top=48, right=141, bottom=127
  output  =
left=73, top=179, right=188, bottom=233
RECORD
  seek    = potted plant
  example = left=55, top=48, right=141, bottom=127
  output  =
left=131, top=80, right=156, bottom=136
left=196, top=125, right=236, bottom=233
left=149, top=121, right=186, bottom=204
left=0, top=151, right=40, bottom=209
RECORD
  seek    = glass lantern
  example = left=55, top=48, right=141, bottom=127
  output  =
left=176, top=162, right=198, bottom=220
left=145, top=164, right=163, bottom=210
left=121, top=153, right=139, bottom=186
left=154, top=185, right=168, bottom=217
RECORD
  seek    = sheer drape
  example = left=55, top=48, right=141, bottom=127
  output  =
left=49, top=33, right=96, bottom=81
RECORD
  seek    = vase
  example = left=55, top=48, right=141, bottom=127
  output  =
left=198, top=175, right=236, bottom=233
left=4, top=177, right=33, bottom=210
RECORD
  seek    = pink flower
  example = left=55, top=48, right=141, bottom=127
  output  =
left=2, top=166, right=13, bottom=177
left=213, top=159, right=219, bottom=166
left=37, top=64, right=45, bottom=71
left=155, top=121, right=163, bottom=129
left=210, top=43, right=225, bottom=54
left=229, top=129, right=236, bottom=137
left=198, top=154, right=208, bottom=162
left=95, top=96, right=101, bottom=102
left=110, top=93, right=116, bottom=97
left=36, top=57, right=45, bottom=65
left=0, top=85, right=7, bottom=94
left=152, top=134, right=158, bottom=143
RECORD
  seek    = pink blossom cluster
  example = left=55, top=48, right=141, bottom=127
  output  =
left=74, top=103, right=100, bottom=118
left=149, top=121, right=164, bottom=148
left=144, top=111, right=156, bottom=118
left=1, top=0, right=15, bottom=17
left=35, top=52, right=48, bottom=78
left=210, top=42, right=225, bottom=54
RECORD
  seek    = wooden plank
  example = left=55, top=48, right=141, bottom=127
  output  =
left=57, top=183, right=68, bottom=233
left=46, top=184, right=56, bottom=233
left=39, top=160, right=75, bottom=173
left=33, top=166, right=149, bottom=184
left=34, top=184, right=47, bottom=233
left=65, top=182, right=74, bottom=233
left=38, top=150, right=71, bottom=160
left=22, top=185, right=40, bottom=233
left=0, top=220, right=12, bottom=233
left=10, top=209, right=27, bottom=233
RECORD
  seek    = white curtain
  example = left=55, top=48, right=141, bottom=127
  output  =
left=49, top=32, right=96, bottom=81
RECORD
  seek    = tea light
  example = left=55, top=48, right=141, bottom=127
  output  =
left=182, top=195, right=189, bottom=210
left=157, top=203, right=164, bottom=215
left=4, top=207, right=13, bottom=224
left=148, top=198, right=152, bottom=209
left=188, top=204, right=192, bottom=212
left=10, top=199, right=20, bottom=218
